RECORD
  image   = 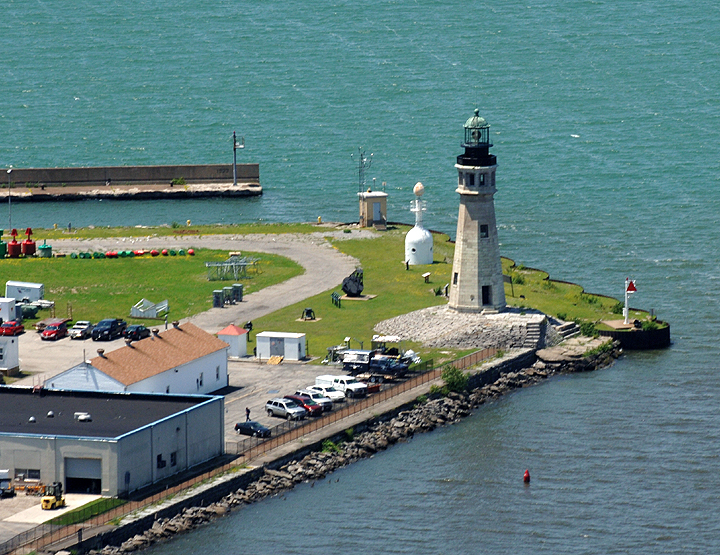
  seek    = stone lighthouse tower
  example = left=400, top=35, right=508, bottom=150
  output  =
left=448, top=109, right=506, bottom=312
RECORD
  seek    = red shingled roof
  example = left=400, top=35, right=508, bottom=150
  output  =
left=90, top=323, right=229, bottom=386
left=217, top=324, right=248, bottom=336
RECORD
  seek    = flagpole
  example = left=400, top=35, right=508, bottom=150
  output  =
left=624, top=277, right=629, bottom=324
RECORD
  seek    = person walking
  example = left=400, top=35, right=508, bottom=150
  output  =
left=245, top=407, right=251, bottom=422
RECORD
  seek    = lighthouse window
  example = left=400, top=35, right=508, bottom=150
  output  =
left=480, top=224, right=489, bottom=238
left=453, top=272, right=458, bottom=285
left=479, top=174, right=485, bottom=186
left=468, top=174, right=475, bottom=187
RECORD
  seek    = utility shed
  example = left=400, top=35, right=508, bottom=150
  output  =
left=256, top=332, right=306, bottom=361
left=0, top=336, right=19, bottom=376
left=217, top=324, right=248, bottom=358
left=49, top=322, right=229, bottom=395
left=0, top=388, right=224, bottom=497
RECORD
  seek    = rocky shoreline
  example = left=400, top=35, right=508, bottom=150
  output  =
left=88, top=339, right=621, bottom=555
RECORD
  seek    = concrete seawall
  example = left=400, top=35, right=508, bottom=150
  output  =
left=0, top=164, right=262, bottom=202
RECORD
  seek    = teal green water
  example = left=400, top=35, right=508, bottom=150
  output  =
left=4, top=0, right=720, bottom=552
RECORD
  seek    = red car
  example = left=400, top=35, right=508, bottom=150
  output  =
left=283, top=394, right=323, bottom=417
left=41, top=322, right=69, bottom=341
left=0, top=320, right=24, bottom=336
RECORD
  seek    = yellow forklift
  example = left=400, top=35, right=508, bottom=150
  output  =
left=41, top=482, right=66, bottom=510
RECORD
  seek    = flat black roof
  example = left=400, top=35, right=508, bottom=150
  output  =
left=0, top=387, right=214, bottom=439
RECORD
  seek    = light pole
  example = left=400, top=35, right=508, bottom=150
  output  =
left=6, top=167, right=12, bottom=232
left=232, top=131, right=244, bottom=186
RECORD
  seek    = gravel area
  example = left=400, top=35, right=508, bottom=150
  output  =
left=374, top=305, right=549, bottom=350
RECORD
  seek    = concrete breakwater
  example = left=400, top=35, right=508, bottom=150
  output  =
left=77, top=339, right=621, bottom=555
left=0, top=164, right=261, bottom=202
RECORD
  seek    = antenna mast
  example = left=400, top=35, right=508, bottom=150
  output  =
left=351, top=148, right=373, bottom=193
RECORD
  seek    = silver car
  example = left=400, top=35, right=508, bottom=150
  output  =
left=265, top=398, right=307, bottom=421
left=69, top=321, right=94, bottom=340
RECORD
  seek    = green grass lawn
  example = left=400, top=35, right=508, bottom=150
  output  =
left=0, top=249, right=303, bottom=325
left=502, top=260, right=648, bottom=323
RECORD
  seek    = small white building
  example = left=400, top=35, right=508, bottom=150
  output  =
left=0, top=336, right=20, bottom=376
left=49, top=322, right=229, bottom=395
left=358, top=190, right=388, bottom=230
left=217, top=324, right=248, bottom=358
left=0, top=298, right=17, bottom=324
left=256, top=331, right=306, bottom=361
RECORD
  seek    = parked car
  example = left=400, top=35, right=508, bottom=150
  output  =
left=41, top=322, right=68, bottom=341
left=306, top=384, right=346, bottom=403
left=284, top=394, right=323, bottom=417
left=0, top=320, right=24, bottom=336
left=265, top=398, right=307, bottom=421
left=294, top=389, right=333, bottom=412
left=124, top=324, right=150, bottom=341
left=92, top=318, right=127, bottom=341
left=234, top=421, right=272, bottom=438
left=69, top=321, right=94, bottom=340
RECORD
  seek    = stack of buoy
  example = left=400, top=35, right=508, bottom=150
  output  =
left=68, top=248, right=195, bottom=260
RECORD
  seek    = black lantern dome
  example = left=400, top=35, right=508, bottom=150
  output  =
left=457, top=109, right=496, bottom=166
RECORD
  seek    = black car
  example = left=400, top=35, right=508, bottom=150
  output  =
left=124, top=324, right=150, bottom=341
left=92, top=318, right=128, bottom=341
left=234, top=421, right=272, bottom=438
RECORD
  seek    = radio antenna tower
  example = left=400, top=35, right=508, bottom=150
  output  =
left=351, top=148, right=373, bottom=193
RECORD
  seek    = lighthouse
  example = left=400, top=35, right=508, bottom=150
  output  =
left=448, top=109, right=506, bottom=312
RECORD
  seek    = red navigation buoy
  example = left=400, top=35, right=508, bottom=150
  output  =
left=523, top=469, right=530, bottom=484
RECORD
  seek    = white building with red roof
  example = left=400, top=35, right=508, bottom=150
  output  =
left=49, top=322, right=229, bottom=395
left=217, top=323, right=248, bottom=358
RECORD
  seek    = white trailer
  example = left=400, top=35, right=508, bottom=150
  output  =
left=5, top=281, right=44, bottom=303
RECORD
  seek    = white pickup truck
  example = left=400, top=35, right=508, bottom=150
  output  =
left=315, top=375, right=367, bottom=399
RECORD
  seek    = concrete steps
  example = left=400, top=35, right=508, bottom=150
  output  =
left=523, top=321, right=543, bottom=349
left=556, top=321, right=580, bottom=340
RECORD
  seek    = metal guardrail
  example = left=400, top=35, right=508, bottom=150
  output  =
left=451, top=346, right=497, bottom=370
left=2, top=349, right=502, bottom=555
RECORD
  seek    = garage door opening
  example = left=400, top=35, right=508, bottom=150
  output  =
left=66, top=476, right=101, bottom=494
left=65, top=457, right=102, bottom=494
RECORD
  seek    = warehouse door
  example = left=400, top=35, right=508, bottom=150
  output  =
left=65, top=458, right=102, bottom=494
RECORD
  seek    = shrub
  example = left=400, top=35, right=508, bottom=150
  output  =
left=322, top=439, right=341, bottom=453
left=429, top=384, right=444, bottom=396
left=171, top=177, right=186, bottom=186
left=511, top=273, right=525, bottom=285
left=441, top=364, right=468, bottom=393
left=557, top=312, right=567, bottom=321
left=579, top=322, right=598, bottom=337
left=542, top=280, right=557, bottom=291
left=641, top=320, right=659, bottom=331
left=611, top=302, right=623, bottom=315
